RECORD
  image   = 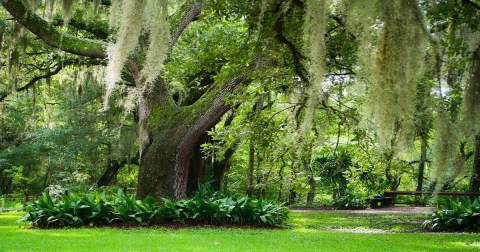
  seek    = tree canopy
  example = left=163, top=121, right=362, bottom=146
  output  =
left=0, top=0, right=479, bottom=204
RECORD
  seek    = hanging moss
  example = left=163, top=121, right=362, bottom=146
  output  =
left=44, top=0, right=56, bottom=21
left=62, top=0, right=78, bottom=24
left=300, top=0, right=329, bottom=139
left=461, top=36, right=480, bottom=134
left=141, top=0, right=170, bottom=86
left=27, top=0, right=40, bottom=12
left=108, top=0, right=122, bottom=31
left=341, top=0, right=380, bottom=55
left=0, top=21, right=5, bottom=50
left=93, top=0, right=101, bottom=15
left=353, top=0, right=427, bottom=149
left=104, top=0, right=145, bottom=109
left=431, top=105, right=464, bottom=189
left=256, top=0, right=269, bottom=33
left=8, top=48, right=19, bottom=89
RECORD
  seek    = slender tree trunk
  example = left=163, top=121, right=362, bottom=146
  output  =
left=247, top=139, right=255, bottom=197
left=187, top=112, right=238, bottom=194
left=277, top=154, right=286, bottom=201
left=416, top=135, right=427, bottom=191
left=212, top=147, right=235, bottom=191
left=97, top=160, right=122, bottom=187
left=470, top=134, right=480, bottom=192
left=187, top=135, right=207, bottom=194
left=303, top=158, right=316, bottom=205
left=288, top=160, right=297, bottom=204
left=211, top=110, right=237, bottom=192
left=97, top=143, right=119, bottom=186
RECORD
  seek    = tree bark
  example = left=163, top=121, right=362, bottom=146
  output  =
left=303, top=158, right=316, bottom=205
left=96, top=160, right=122, bottom=186
left=212, top=147, right=236, bottom=192
left=186, top=134, right=208, bottom=194
left=416, top=135, right=427, bottom=191
left=470, top=134, right=480, bottom=192
left=136, top=76, right=249, bottom=200
left=247, top=139, right=255, bottom=197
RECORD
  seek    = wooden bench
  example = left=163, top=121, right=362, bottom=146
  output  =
left=366, top=196, right=393, bottom=208
left=383, top=191, right=480, bottom=205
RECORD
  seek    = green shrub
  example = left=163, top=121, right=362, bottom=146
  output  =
left=423, top=196, right=480, bottom=231
left=331, top=193, right=366, bottom=209
left=20, top=190, right=289, bottom=228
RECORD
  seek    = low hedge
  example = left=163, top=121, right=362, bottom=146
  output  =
left=20, top=190, right=289, bottom=228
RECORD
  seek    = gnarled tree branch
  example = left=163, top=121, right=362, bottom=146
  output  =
left=0, top=63, right=62, bottom=102
left=0, top=58, right=103, bottom=102
left=52, top=17, right=109, bottom=40
left=2, top=0, right=107, bottom=58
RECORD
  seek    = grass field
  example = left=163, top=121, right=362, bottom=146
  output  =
left=1, top=211, right=479, bottom=251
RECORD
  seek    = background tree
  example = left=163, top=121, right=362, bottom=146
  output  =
left=1, top=0, right=479, bottom=204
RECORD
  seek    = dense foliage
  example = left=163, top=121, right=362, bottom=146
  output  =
left=20, top=190, right=289, bottom=228
left=424, top=196, right=480, bottom=231
left=0, top=0, right=479, bottom=209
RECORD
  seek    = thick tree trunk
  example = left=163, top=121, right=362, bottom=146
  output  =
left=137, top=124, right=182, bottom=199
left=136, top=76, right=249, bottom=200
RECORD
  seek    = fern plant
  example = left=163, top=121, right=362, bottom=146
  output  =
left=21, top=190, right=289, bottom=228
left=423, top=196, right=480, bottom=231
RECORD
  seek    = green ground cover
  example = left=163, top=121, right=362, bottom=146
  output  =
left=1, top=211, right=479, bottom=251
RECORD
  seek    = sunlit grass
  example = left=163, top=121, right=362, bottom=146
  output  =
left=288, top=212, right=426, bottom=232
left=1, top=211, right=478, bottom=251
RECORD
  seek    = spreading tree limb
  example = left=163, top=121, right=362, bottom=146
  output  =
left=2, top=0, right=107, bottom=58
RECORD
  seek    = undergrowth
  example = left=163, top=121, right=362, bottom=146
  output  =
left=20, top=190, right=289, bottom=228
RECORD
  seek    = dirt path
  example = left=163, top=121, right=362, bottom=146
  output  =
left=291, top=206, right=436, bottom=214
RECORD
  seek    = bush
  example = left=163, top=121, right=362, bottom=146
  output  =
left=20, top=190, right=289, bottom=228
left=331, top=193, right=366, bottom=209
left=423, top=196, right=480, bottom=231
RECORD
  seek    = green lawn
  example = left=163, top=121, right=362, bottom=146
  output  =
left=1, top=211, right=479, bottom=251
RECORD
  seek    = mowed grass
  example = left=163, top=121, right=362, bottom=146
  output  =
left=1, top=211, right=479, bottom=251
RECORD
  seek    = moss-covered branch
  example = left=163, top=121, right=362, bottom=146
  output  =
left=52, top=16, right=109, bottom=40
left=169, top=1, right=202, bottom=48
left=2, top=0, right=107, bottom=58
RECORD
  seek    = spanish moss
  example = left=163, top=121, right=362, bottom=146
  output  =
left=431, top=105, right=461, bottom=190
left=61, top=0, right=78, bottom=24
left=360, top=0, right=426, bottom=149
left=108, top=0, right=122, bottom=31
left=461, top=34, right=480, bottom=134
left=300, top=0, right=329, bottom=140
left=141, top=0, right=170, bottom=86
left=44, top=0, right=56, bottom=21
left=104, top=0, right=145, bottom=109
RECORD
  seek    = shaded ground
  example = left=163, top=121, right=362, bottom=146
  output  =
left=291, top=206, right=435, bottom=215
